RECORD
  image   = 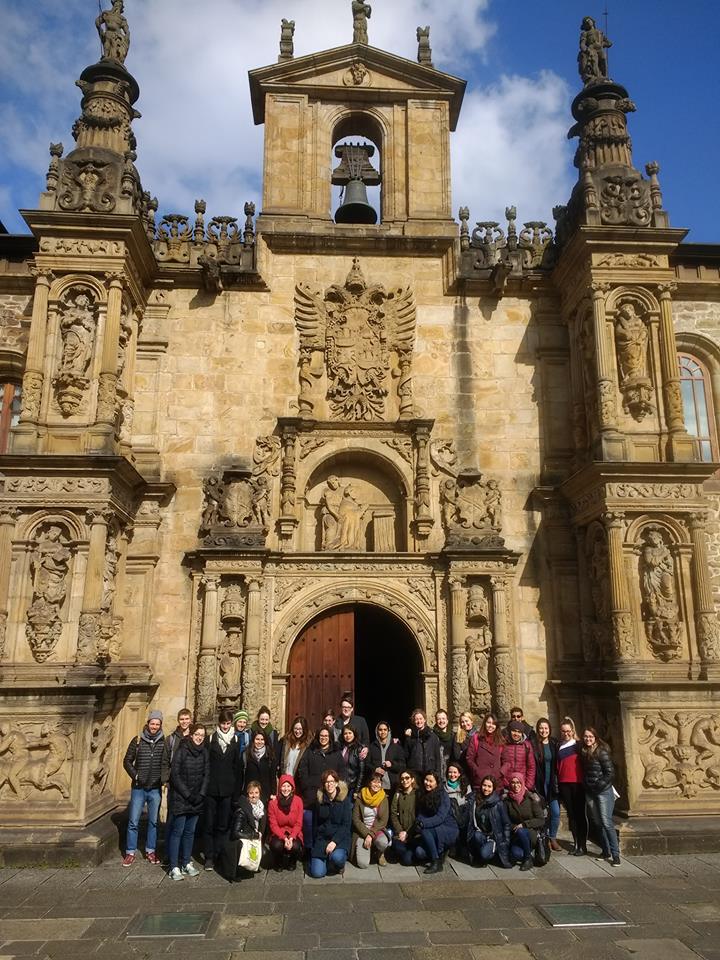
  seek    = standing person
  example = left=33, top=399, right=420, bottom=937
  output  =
left=352, top=770, right=390, bottom=868
left=451, top=711, right=478, bottom=769
left=251, top=706, right=279, bottom=755
left=368, top=721, right=406, bottom=792
left=533, top=718, right=561, bottom=851
left=334, top=693, right=370, bottom=753
left=466, top=713, right=504, bottom=790
left=414, top=770, right=459, bottom=874
left=500, top=721, right=536, bottom=790
left=466, top=776, right=512, bottom=869
left=243, top=730, right=278, bottom=805
left=581, top=727, right=620, bottom=865
left=322, top=708, right=336, bottom=730
left=163, top=708, right=192, bottom=847
left=308, top=769, right=353, bottom=878
left=504, top=707, right=537, bottom=746
left=296, top=725, right=346, bottom=850
left=340, top=725, right=365, bottom=798
left=218, top=780, right=267, bottom=883
left=277, top=716, right=311, bottom=779
left=405, top=708, right=442, bottom=778
left=390, top=771, right=418, bottom=866
left=267, top=774, right=304, bottom=871
left=202, top=708, right=242, bottom=872
left=233, top=710, right=251, bottom=760
left=167, top=724, right=208, bottom=880
left=505, top=772, right=546, bottom=871
left=433, top=708, right=453, bottom=776
left=122, top=709, right=168, bottom=866
left=557, top=717, right=587, bottom=856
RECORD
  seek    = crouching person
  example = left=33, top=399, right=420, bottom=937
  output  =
left=466, top=776, right=511, bottom=868
left=267, top=774, right=304, bottom=871
left=390, top=771, right=418, bottom=866
left=218, top=781, right=267, bottom=883
left=308, top=770, right=352, bottom=878
left=414, top=771, right=459, bottom=874
left=505, top=772, right=546, bottom=871
left=352, top=770, right=390, bottom=868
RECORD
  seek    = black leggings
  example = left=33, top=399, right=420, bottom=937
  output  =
left=559, top=781, right=587, bottom=848
left=268, top=836, right=303, bottom=868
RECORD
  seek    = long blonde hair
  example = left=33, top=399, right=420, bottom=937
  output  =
left=456, top=711, right=475, bottom=744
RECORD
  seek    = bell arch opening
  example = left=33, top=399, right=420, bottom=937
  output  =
left=286, top=602, right=423, bottom=735
left=331, top=113, right=383, bottom=224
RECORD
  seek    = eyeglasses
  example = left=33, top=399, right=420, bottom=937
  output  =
left=511, top=713, right=523, bottom=720
left=325, top=778, right=337, bottom=785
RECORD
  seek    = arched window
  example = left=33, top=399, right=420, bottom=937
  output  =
left=678, top=353, right=717, bottom=462
left=0, top=381, right=22, bottom=454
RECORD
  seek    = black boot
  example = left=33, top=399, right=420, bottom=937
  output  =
left=520, top=857, right=534, bottom=872
left=423, top=858, right=443, bottom=874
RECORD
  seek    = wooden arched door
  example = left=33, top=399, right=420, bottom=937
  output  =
left=286, top=607, right=354, bottom=731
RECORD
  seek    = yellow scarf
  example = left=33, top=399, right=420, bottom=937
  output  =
left=360, top=785, right=386, bottom=808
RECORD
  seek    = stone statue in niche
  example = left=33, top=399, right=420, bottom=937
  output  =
left=25, top=525, right=72, bottom=663
left=614, top=301, right=654, bottom=420
left=54, top=289, right=96, bottom=416
left=0, top=722, right=73, bottom=800
left=578, top=15, right=611, bottom=85
left=295, top=258, right=416, bottom=422
left=440, top=474, right=504, bottom=548
left=96, top=0, right=130, bottom=63
left=466, top=629, right=492, bottom=712
left=320, top=477, right=369, bottom=551
left=639, top=527, right=682, bottom=661
left=352, top=0, right=372, bottom=43
left=218, top=582, right=245, bottom=701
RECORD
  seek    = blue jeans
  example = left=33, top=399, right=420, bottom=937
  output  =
left=302, top=809, right=315, bottom=852
left=586, top=786, right=618, bottom=857
left=415, top=827, right=441, bottom=861
left=547, top=798, right=561, bottom=840
left=510, top=826, right=532, bottom=863
left=126, top=787, right=161, bottom=855
left=308, top=848, right=347, bottom=878
left=168, top=814, right=199, bottom=870
left=390, top=838, right=415, bottom=866
left=468, top=832, right=496, bottom=863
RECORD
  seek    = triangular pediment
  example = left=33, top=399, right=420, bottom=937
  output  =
left=249, top=43, right=466, bottom=129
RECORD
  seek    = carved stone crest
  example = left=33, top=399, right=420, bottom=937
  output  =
left=440, top=473, right=504, bottom=549
left=295, top=258, right=416, bottom=421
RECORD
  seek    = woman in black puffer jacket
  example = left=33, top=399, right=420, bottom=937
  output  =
left=218, top=780, right=268, bottom=883
left=168, top=724, right=209, bottom=880
left=581, top=727, right=620, bottom=865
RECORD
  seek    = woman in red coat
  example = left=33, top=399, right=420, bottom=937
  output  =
left=267, top=773, right=304, bottom=871
left=466, top=713, right=504, bottom=791
left=500, top=721, right=536, bottom=790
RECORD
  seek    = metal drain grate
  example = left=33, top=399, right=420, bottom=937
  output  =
left=537, top=903, right=626, bottom=928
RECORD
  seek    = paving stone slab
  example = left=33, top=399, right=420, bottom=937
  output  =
left=629, top=858, right=686, bottom=877
left=401, top=880, right=510, bottom=900
left=616, top=939, right=701, bottom=960
left=461, top=907, right=529, bottom=930
left=0, top=942, right=47, bottom=956
left=500, top=929, right=578, bottom=945
left=427, top=930, right=506, bottom=946
left=284, top=914, right=374, bottom=934
left=374, top=911, right=470, bottom=933
left=470, top=946, right=532, bottom=960
left=228, top=954, right=304, bottom=960
left=244, top=935, right=320, bottom=951
left=504, top=880, right=561, bottom=897
left=0, top=920, right=92, bottom=942
left=676, top=903, right=720, bottom=922
left=412, top=947, right=474, bottom=960
left=218, top=915, right=283, bottom=937
left=306, top=950, right=358, bottom=960
left=359, top=932, right=430, bottom=947
left=39, top=939, right=103, bottom=957
left=558, top=858, right=611, bottom=880
left=356, top=949, right=413, bottom=960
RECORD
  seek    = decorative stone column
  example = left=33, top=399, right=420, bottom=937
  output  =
left=76, top=509, right=110, bottom=664
left=448, top=578, right=469, bottom=719
left=414, top=427, right=433, bottom=539
left=602, top=512, right=635, bottom=661
left=0, top=508, right=19, bottom=661
left=19, top=269, right=54, bottom=425
left=490, top=576, right=515, bottom=718
left=218, top=582, right=245, bottom=705
left=241, top=579, right=262, bottom=714
left=96, top=273, right=125, bottom=426
left=196, top=576, right=220, bottom=722
left=278, top=429, right=298, bottom=541
left=590, top=283, right=619, bottom=436
left=689, top=512, right=720, bottom=674
left=657, top=282, right=694, bottom=460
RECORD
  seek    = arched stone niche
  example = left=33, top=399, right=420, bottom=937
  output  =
left=303, top=450, right=409, bottom=552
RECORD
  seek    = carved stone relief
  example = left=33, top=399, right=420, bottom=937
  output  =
left=407, top=577, right=435, bottom=609
left=597, top=253, right=659, bottom=269
left=585, top=524, right=611, bottom=661
left=440, top=474, right=504, bottom=549
left=295, top=258, right=416, bottom=421
left=639, top=526, right=682, bottom=662
left=466, top=628, right=492, bottom=713
left=88, top=715, right=115, bottom=796
left=218, top=582, right=245, bottom=702
left=53, top=288, right=97, bottom=417
left=39, top=237, right=123, bottom=257
left=319, top=477, right=369, bottom=551
left=0, top=721, right=73, bottom=801
left=639, top=712, right=720, bottom=797
left=614, top=300, right=653, bottom=420
left=25, top=524, right=72, bottom=662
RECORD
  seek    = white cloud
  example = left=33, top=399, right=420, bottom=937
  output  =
left=0, top=0, right=571, bottom=233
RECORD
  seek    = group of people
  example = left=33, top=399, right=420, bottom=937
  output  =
left=121, top=695, right=620, bottom=881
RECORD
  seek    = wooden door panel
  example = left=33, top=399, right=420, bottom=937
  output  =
left=287, top=608, right=354, bottom=731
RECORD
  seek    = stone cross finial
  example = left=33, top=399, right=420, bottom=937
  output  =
left=578, top=15, right=611, bottom=85
left=352, top=1, right=372, bottom=44
left=279, top=19, right=295, bottom=61
left=95, top=0, right=130, bottom=64
left=417, top=26, right=433, bottom=67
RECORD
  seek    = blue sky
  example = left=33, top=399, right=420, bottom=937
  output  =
left=0, top=0, right=717, bottom=242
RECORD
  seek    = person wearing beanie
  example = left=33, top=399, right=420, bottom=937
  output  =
left=203, top=708, right=243, bottom=872
left=267, top=773, right=304, bottom=871
left=500, top=720, right=536, bottom=791
left=233, top=710, right=251, bottom=759
left=122, top=710, right=169, bottom=866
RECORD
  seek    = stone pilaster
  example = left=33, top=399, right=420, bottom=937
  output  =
left=657, top=283, right=695, bottom=461
left=0, top=508, right=19, bottom=661
left=96, top=273, right=125, bottom=429
left=448, top=578, right=468, bottom=719
left=196, top=576, right=220, bottom=722
left=590, top=283, right=619, bottom=440
left=17, top=270, right=53, bottom=434
left=689, top=512, right=720, bottom=676
left=241, top=579, right=262, bottom=714
left=603, top=511, right=635, bottom=662
left=490, top=576, right=515, bottom=718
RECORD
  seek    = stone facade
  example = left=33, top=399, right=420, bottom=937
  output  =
left=0, top=5, right=718, bottom=858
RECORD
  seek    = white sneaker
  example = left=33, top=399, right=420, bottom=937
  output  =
left=169, top=867, right=184, bottom=881
left=182, top=862, right=200, bottom=877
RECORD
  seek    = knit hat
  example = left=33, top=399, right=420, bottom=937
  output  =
left=148, top=709, right=163, bottom=722
left=233, top=709, right=249, bottom=724
left=508, top=720, right=524, bottom=733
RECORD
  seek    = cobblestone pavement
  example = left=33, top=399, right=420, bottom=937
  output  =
left=1, top=851, right=720, bottom=960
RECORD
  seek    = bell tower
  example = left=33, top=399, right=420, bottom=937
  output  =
left=248, top=5, right=465, bottom=232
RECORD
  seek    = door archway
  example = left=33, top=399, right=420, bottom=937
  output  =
left=286, top=603, right=423, bottom=735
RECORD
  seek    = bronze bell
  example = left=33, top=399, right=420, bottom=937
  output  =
left=335, top=178, right=378, bottom=224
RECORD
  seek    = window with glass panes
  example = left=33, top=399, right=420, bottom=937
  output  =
left=678, top=354, right=716, bottom=462
left=0, top=382, right=22, bottom=454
